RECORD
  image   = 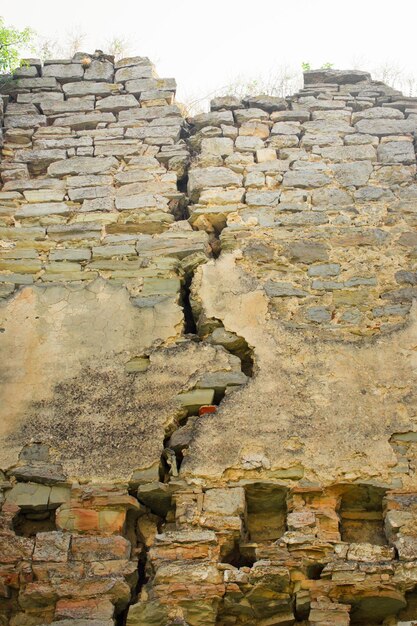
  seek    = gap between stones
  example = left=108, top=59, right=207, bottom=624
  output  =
left=161, top=147, right=255, bottom=482
left=117, top=151, right=255, bottom=626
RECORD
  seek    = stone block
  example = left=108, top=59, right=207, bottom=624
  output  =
left=264, top=281, right=308, bottom=297
left=95, top=94, right=139, bottom=112
left=63, top=81, right=121, bottom=97
left=256, top=148, right=277, bottom=162
left=196, top=371, right=248, bottom=391
left=6, top=482, right=51, bottom=510
left=331, top=161, right=373, bottom=186
left=316, top=145, right=377, bottom=161
left=71, top=535, right=131, bottom=561
left=352, top=106, right=404, bottom=124
left=394, top=535, right=417, bottom=560
left=286, top=241, right=328, bottom=263
left=43, top=64, right=84, bottom=81
left=115, top=65, right=155, bottom=82
left=235, top=135, right=265, bottom=152
left=377, top=141, right=416, bottom=164
left=189, top=110, right=234, bottom=130
left=346, top=543, right=395, bottom=562
left=177, top=389, right=215, bottom=414
left=55, top=598, right=115, bottom=620
left=40, top=97, right=95, bottom=116
left=306, top=307, right=332, bottom=323
left=4, top=114, right=47, bottom=129
left=0, top=535, right=34, bottom=563
left=33, top=531, right=71, bottom=562
left=246, top=190, right=280, bottom=206
left=201, top=137, right=234, bottom=157
left=187, top=167, right=243, bottom=202
left=48, top=156, right=118, bottom=177
left=355, top=118, right=417, bottom=135
left=234, top=108, right=269, bottom=123
left=15, top=202, right=71, bottom=218
left=23, top=189, right=66, bottom=202
left=84, top=60, right=114, bottom=82
left=15, top=76, right=60, bottom=90
left=203, top=488, right=245, bottom=516
left=282, top=170, right=331, bottom=188
left=52, top=112, right=116, bottom=130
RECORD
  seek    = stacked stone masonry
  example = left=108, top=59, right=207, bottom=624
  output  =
left=0, top=55, right=417, bottom=625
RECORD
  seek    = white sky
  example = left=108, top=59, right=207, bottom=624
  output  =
left=4, top=0, right=417, bottom=107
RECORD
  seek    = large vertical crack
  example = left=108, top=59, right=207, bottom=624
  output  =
left=118, top=104, right=257, bottom=626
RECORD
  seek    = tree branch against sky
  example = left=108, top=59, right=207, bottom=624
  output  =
left=0, top=16, right=33, bottom=73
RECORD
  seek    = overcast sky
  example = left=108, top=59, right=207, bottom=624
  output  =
left=4, top=0, right=417, bottom=106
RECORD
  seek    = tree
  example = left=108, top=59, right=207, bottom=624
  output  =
left=65, top=27, right=86, bottom=58
left=106, top=36, right=132, bottom=61
left=34, top=35, right=62, bottom=62
left=0, top=16, right=33, bottom=74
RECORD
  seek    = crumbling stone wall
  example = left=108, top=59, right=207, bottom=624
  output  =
left=1, top=54, right=417, bottom=626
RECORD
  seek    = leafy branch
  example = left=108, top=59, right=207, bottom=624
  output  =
left=0, top=16, right=33, bottom=74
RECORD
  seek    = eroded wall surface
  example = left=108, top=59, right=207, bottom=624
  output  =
left=1, top=55, right=417, bottom=625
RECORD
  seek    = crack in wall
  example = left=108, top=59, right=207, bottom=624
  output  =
left=2, top=55, right=417, bottom=626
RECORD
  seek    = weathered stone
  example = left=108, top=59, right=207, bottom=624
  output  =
left=71, top=535, right=131, bottom=561
left=311, top=188, right=352, bottom=207
left=282, top=170, right=331, bottom=188
left=188, top=167, right=243, bottom=202
left=14, top=149, right=67, bottom=172
left=210, top=96, right=242, bottom=110
left=6, top=482, right=51, bottom=510
left=377, top=141, right=416, bottom=164
left=52, top=112, right=116, bottom=129
left=287, top=241, right=328, bottom=263
left=204, top=487, right=245, bottom=515
left=315, top=145, right=377, bottom=161
left=271, top=121, right=301, bottom=135
left=115, top=64, right=155, bottom=82
left=15, top=202, right=71, bottom=218
left=331, top=161, right=373, bottom=186
left=125, top=77, right=176, bottom=95
left=43, top=64, right=84, bottom=81
left=355, top=118, right=417, bottom=135
left=246, top=190, right=280, bottom=206
left=84, top=60, right=114, bottom=82
left=234, top=108, right=269, bottom=123
left=63, top=81, right=121, bottom=97
left=95, top=94, right=139, bottom=112
left=264, top=281, right=308, bottom=297
left=304, top=69, right=371, bottom=84
left=189, top=111, right=234, bottom=130
left=305, top=306, right=332, bottom=322
left=33, top=532, right=71, bottom=562
left=308, top=263, right=340, bottom=277
left=354, top=186, right=395, bottom=202
left=352, top=106, right=404, bottom=123
left=4, top=114, right=47, bottom=129
left=14, top=76, right=60, bottom=90
left=40, top=97, right=95, bottom=115
left=201, top=137, right=234, bottom=157
left=244, top=95, right=287, bottom=112
left=177, top=389, right=215, bottom=414
left=48, top=156, right=118, bottom=176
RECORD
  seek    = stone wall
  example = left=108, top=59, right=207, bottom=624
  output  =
left=1, top=55, right=417, bottom=625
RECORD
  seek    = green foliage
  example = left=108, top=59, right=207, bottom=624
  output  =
left=0, top=16, right=33, bottom=74
left=302, top=61, right=334, bottom=72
